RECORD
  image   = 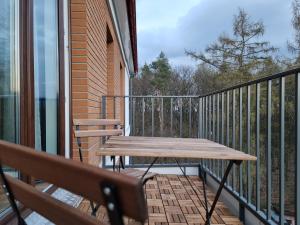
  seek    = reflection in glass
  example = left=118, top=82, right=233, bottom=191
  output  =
left=0, top=0, right=19, bottom=214
left=33, top=0, right=59, bottom=155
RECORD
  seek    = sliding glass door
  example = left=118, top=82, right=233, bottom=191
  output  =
left=0, top=0, right=19, bottom=214
left=33, top=0, right=59, bottom=155
left=0, top=0, right=64, bottom=219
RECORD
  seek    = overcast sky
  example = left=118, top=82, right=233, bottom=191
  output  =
left=137, top=0, right=294, bottom=68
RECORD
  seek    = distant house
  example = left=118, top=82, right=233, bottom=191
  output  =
left=0, top=0, right=137, bottom=220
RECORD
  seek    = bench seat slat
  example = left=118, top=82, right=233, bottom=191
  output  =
left=6, top=176, right=100, bottom=225
left=74, top=129, right=123, bottom=138
left=73, top=119, right=121, bottom=126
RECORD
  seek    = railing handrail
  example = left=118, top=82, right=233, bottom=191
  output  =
left=199, top=67, right=300, bottom=97
left=102, top=95, right=200, bottom=98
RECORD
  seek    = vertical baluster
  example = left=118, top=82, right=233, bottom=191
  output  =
left=180, top=98, right=183, bottom=138
left=239, top=88, right=243, bottom=196
left=247, top=85, right=251, bottom=203
left=132, top=98, right=136, bottom=136
left=142, top=97, right=145, bottom=136
left=171, top=98, right=173, bottom=136
left=232, top=89, right=236, bottom=189
left=213, top=95, right=215, bottom=141
left=226, top=92, right=230, bottom=185
left=208, top=96, right=211, bottom=140
left=205, top=97, right=208, bottom=168
left=198, top=98, right=202, bottom=138
left=152, top=98, right=154, bottom=137
left=212, top=95, right=215, bottom=172
left=189, top=97, right=192, bottom=137
left=217, top=93, right=220, bottom=178
left=113, top=96, right=116, bottom=119
left=217, top=94, right=220, bottom=143
left=256, top=83, right=261, bottom=211
left=221, top=92, right=225, bottom=177
left=123, top=96, right=126, bottom=133
left=295, top=73, right=300, bottom=225
left=280, top=77, right=285, bottom=225
left=267, top=80, right=272, bottom=220
left=161, top=98, right=164, bottom=136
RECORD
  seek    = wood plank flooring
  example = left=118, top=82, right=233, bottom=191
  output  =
left=78, top=175, right=243, bottom=225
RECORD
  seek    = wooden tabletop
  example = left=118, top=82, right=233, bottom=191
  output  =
left=97, top=136, right=257, bottom=161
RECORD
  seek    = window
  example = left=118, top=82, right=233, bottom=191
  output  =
left=33, top=0, right=59, bottom=154
left=0, top=0, right=20, bottom=214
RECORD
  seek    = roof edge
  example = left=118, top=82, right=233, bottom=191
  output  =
left=126, top=0, right=138, bottom=73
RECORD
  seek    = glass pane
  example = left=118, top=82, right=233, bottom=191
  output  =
left=0, top=0, right=20, bottom=214
left=33, top=0, right=59, bottom=155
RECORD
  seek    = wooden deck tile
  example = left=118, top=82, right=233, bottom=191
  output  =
left=77, top=175, right=243, bottom=225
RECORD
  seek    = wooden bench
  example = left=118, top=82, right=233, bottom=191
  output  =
left=0, top=140, right=147, bottom=225
left=73, top=119, right=156, bottom=185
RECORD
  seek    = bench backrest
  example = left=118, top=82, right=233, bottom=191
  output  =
left=0, top=141, right=147, bottom=225
left=73, top=119, right=123, bottom=138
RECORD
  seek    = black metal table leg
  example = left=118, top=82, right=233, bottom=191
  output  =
left=199, top=164, right=209, bottom=222
left=141, top=157, right=159, bottom=180
left=204, top=160, right=242, bottom=225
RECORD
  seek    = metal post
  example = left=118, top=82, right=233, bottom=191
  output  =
left=256, top=83, right=261, bottom=211
left=189, top=97, right=192, bottom=137
left=221, top=93, right=225, bottom=177
left=212, top=95, right=215, bottom=173
left=132, top=98, right=136, bottom=136
left=102, top=96, right=107, bottom=119
left=239, top=88, right=242, bottom=196
left=180, top=98, right=183, bottom=138
left=198, top=98, right=201, bottom=138
left=206, top=97, right=208, bottom=139
left=226, top=92, right=230, bottom=147
left=247, top=85, right=251, bottom=203
left=161, top=98, right=164, bottom=136
left=217, top=94, right=220, bottom=178
left=280, top=77, right=285, bottom=225
left=113, top=97, right=116, bottom=119
left=152, top=98, right=154, bottom=137
left=267, top=80, right=272, bottom=220
left=208, top=96, right=211, bottom=140
left=142, top=97, right=145, bottom=136
left=217, top=94, right=220, bottom=143
left=171, top=98, right=173, bottom=136
left=232, top=89, right=236, bottom=189
left=101, top=96, right=107, bottom=167
left=296, top=73, right=300, bottom=225
left=205, top=160, right=242, bottom=225
left=212, top=95, right=215, bottom=141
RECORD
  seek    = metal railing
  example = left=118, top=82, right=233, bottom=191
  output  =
left=101, top=67, right=300, bottom=225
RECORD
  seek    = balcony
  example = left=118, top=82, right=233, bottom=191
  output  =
left=0, top=69, right=298, bottom=225
left=99, top=68, right=300, bottom=225
left=79, top=175, right=243, bottom=225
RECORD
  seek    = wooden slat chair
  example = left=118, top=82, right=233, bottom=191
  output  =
left=0, top=140, right=147, bottom=225
left=73, top=119, right=157, bottom=185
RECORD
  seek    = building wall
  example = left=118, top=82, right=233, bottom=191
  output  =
left=70, top=0, right=126, bottom=164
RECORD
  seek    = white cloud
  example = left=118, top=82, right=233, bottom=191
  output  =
left=137, top=0, right=294, bottom=68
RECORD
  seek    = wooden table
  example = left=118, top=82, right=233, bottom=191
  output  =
left=97, top=136, right=256, bottom=225
left=98, top=136, right=256, bottom=161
